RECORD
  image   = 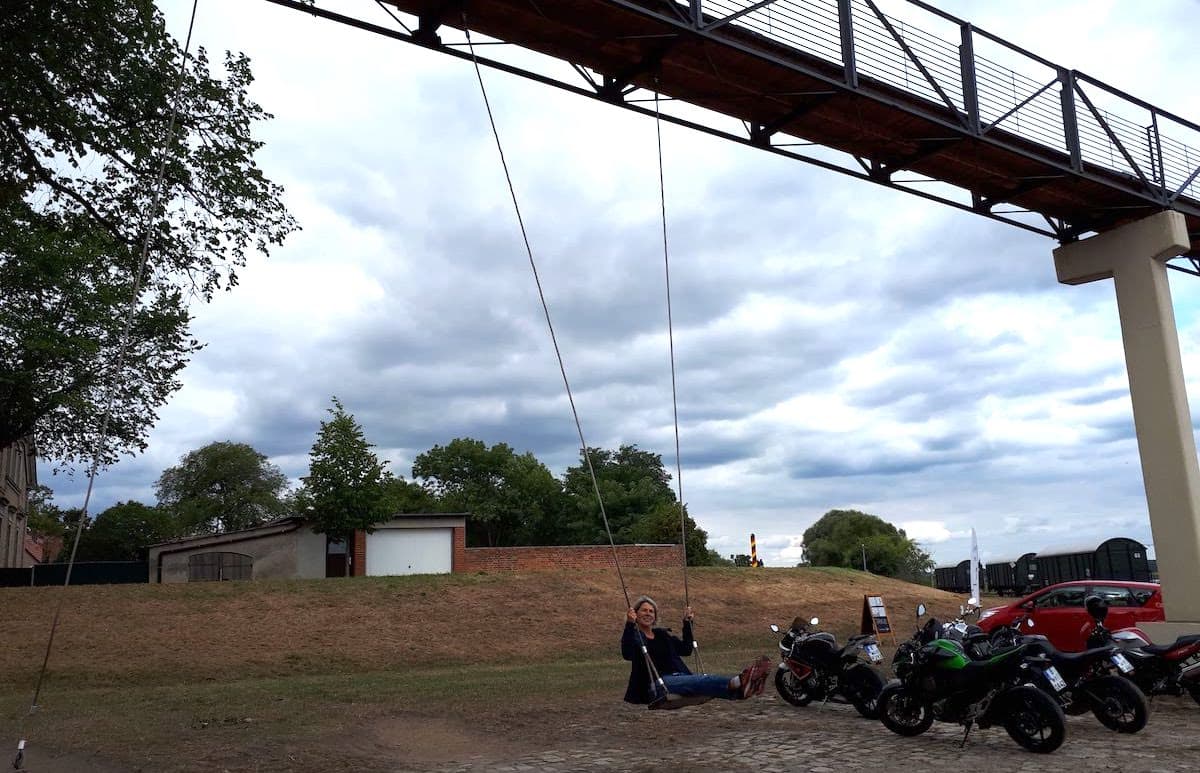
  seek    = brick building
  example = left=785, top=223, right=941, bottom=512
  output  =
left=0, top=438, right=37, bottom=569
left=147, top=511, right=682, bottom=582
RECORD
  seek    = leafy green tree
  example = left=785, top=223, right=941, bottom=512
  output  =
left=26, top=484, right=67, bottom=540
left=627, top=501, right=715, bottom=567
left=74, top=501, right=180, bottom=561
left=154, top=441, right=289, bottom=535
left=0, top=0, right=297, bottom=467
left=24, top=484, right=78, bottom=562
left=412, top=438, right=565, bottom=547
left=561, top=445, right=677, bottom=544
left=295, top=398, right=393, bottom=570
left=382, top=477, right=436, bottom=514
left=802, top=509, right=934, bottom=580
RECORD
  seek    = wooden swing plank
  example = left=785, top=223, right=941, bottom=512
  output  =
left=647, top=694, right=715, bottom=710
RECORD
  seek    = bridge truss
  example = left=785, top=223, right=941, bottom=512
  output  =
left=267, top=0, right=1200, bottom=271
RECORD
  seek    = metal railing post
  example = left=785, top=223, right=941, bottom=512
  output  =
left=959, top=23, right=980, bottom=135
left=1059, top=68, right=1082, bottom=171
left=837, top=0, right=858, bottom=89
left=1150, top=111, right=1165, bottom=190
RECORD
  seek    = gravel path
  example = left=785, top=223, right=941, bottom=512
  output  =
left=423, top=694, right=1200, bottom=773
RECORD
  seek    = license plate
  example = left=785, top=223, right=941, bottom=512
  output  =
left=864, top=643, right=883, bottom=663
left=1043, top=665, right=1067, bottom=692
left=1112, top=652, right=1134, bottom=673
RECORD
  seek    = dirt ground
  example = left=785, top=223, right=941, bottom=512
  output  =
left=20, top=682, right=1198, bottom=772
left=12, top=568, right=1168, bottom=772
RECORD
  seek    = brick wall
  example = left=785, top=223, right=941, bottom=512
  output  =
left=351, top=530, right=367, bottom=577
left=460, top=544, right=683, bottom=572
left=452, top=526, right=466, bottom=572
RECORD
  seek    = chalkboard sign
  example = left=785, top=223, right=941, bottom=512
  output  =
left=861, top=594, right=896, bottom=645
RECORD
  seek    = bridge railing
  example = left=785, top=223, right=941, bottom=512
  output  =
left=699, top=0, right=1200, bottom=204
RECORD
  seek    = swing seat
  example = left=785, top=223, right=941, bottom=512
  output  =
left=648, top=694, right=715, bottom=710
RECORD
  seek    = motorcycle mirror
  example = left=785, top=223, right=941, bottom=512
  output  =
left=967, top=597, right=978, bottom=607
left=916, top=603, right=927, bottom=618
left=809, top=617, right=820, bottom=626
left=1026, top=618, right=1035, bottom=629
left=769, top=624, right=780, bottom=633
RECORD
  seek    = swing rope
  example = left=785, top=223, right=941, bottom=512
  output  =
left=11, top=2, right=201, bottom=768
left=463, top=19, right=694, bottom=704
left=461, top=17, right=632, bottom=609
left=652, top=82, right=703, bottom=675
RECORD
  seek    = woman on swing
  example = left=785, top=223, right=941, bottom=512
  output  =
left=621, top=595, right=772, bottom=704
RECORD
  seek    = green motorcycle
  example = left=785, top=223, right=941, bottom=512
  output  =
left=878, top=605, right=1067, bottom=753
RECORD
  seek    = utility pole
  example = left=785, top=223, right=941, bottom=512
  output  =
left=861, top=543, right=867, bottom=572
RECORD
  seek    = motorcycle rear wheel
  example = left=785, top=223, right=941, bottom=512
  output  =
left=1087, top=675, right=1148, bottom=733
left=842, top=663, right=884, bottom=719
left=879, top=683, right=933, bottom=737
left=774, top=666, right=814, bottom=707
left=1002, top=685, right=1066, bottom=753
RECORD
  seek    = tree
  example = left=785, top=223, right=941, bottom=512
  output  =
left=26, top=484, right=67, bottom=540
left=25, top=484, right=77, bottom=562
left=0, top=1, right=297, bottom=467
left=295, top=398, right=393, bottom=566
left=627, top=501, right=715, bottom=567
left=412, top=438, right=565, bottom=547
left=381, top=477, right=436, bottom=514
left=74, top=501, right=179, bottom=561
left=561, top=445, right=677, bottom=544
left=155, top=441, right=289, bottom=535
left=802, top=509, right=934, bottom=581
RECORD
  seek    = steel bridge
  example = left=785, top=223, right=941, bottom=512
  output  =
left=266, top=0, right=1200, bottom=270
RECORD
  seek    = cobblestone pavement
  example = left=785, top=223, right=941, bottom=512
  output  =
left=421, top=695, right=1200, bottom=773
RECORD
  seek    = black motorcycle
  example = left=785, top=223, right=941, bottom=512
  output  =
left=1084, top=594, right=1200, bottom=705
left=879, top=604, right=1068, bottom=753
left=769, top=615, right=885, bottom=718
left=987, top=615, right=1147, bottom=733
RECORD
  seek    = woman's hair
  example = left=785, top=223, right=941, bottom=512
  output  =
left=632, top=595, right=658, bottom=622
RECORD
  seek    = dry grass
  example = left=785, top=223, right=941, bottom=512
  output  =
left=0, top=567, right=968, bottom=771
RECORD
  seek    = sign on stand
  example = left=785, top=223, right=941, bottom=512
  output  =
left=861, top=595, right=897, bottom=646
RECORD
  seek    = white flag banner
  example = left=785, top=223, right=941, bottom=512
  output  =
left=970, top=528, right=981, bottom=603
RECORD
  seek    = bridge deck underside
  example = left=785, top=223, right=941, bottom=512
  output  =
left=388, top=0, right=1200, bottom=257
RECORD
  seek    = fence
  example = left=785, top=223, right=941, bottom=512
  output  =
left=0, top=561, right=148, bottom=587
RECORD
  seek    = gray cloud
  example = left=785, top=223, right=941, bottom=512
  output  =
left=43, top=0, right=1200, bottom=572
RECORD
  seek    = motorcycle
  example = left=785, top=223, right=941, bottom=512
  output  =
left=879, top=603, right=1068, bottom=753
left=1084, top=594, right=1200, bottom=706
left=769, top=615, right=885, bottom=718
left=988, top=614, right=1148, bottom=733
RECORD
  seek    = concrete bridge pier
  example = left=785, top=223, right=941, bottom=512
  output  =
left=1054, top=210, right=1200, bottom=641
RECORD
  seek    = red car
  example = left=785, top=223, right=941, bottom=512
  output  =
left=976, top=580, right=1164, bottom=652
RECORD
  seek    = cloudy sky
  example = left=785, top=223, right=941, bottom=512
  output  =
left=48, top=0, right=1200, bottom=569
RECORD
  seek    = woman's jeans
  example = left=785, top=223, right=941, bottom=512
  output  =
left=661, top=673, right=735, bottom=699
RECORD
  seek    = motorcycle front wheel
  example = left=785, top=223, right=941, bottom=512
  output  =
left=1087, top=675, right=1148, bottom=733
left=878, top=682, right=933, bottom=737
left=774, top=665, right=815, bottom=706
left=1002, top=685, right=1066, bottom=753
left=842, top=663, right=884, bottom=719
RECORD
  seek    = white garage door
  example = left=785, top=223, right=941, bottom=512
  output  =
left=366, top=528, right=453, bottom=576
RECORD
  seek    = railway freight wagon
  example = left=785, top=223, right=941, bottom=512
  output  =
left=985, top=558, right=1019, bottom=596
left=977, top=551, right=1039, bottom=596
left=945, top=537, right=1153, bottom=595
left=1036, top=545, right=1095, bottom=586
left=933, top=560, right=973, bottom=593
left=1093, top=537, right=1153, bottom=582
left=934, top=565, right=960, bottom=592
